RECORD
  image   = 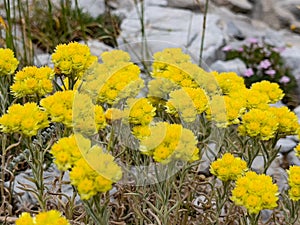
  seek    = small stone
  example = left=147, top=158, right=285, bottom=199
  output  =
left=167, top=0, right=203, bottom=10
left=277, top=138, right=297, bottom=153
left=210, top=58, right=246, bottom=75
left=287, top=150, right=300, bottom=166
left=227, top=0, right=253, bottom=13
left=72, top=0, right=105, bottom=18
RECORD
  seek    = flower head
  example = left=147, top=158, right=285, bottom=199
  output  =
left=0, top=48, right=19, bottom=76
left=40, top=90, right=74, bottom=127
left=210, top=153, right=247, bottom=181
left=258, top=59, right=271, bottom=69
left=0, top=102, right=49, bottom=136
left=243, top=68, right=254, bottom=77
left=139, top=122, right=199, bottom=163
left=238, top=107, right=278, bottom=140
left=16, top=210, right=70, bottom=225
left=250, top=81, right=284, bottom=104
left=231, top=171, right=278, bottom=214
left=287, top=166, right=300, bottom=201
left=279, top=76, right=290, bottom=84
left=51, top=42, right=97, bottom=79
left=11, top=66, right=54, bottom=98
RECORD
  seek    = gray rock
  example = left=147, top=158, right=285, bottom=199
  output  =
left=34, top=53, right=52, bottom=67
left=118, top=5, right=224, bottom=66
left=252, top=0, right=300, bottom=30
left=167, top=0, right=204, bottom=10
left=225, top=21, right=245, bottom=40
left=85, top=40, right=113, bottom=57
left=227, top=0, right=253, bottom=13
left=276, top=138, right=297, bottom=153
left=287, top=150, right=300, bottom=166
left=71, top=0, right=105, bottom=18
left=210, top=58, right=247, bottom=75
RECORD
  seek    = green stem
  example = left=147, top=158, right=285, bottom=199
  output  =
left=199, top=0, right=209, bottom=66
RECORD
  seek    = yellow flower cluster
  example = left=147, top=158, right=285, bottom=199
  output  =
left=99, top=51, right=144, bottom=105
left=81, top=50, right=144, bottom=105
left=210, top=153, right=247, bottom=181
left=51, top=42, right=97, bottom=79
left=250, top=81, right=284, bottom=104
left=16, top=210, right=70, bottom=225
left=238, top=108, right=278, bottom=140
left=125, top=98, right=156, bottom=125
left=231, top=171, right=278, bottom=214
left=70, top=145, right=122, bottom=200
left=73, top=93, right=107, bottom=135
left=40, top=90, right=74, bottom=127
left=11, top=66, right=54, bottom=98
left=122, top=98, right=156, bottom=139
left=206, top=94, right=246, bottom=127
left=152, top=48, right=199, bottom=89
left=270, top=106, right=299, bottom=136
left=147, top=77, right=179, bottom=100
left=0, top=103, right=49, bottom=136
left=287, top=166, right=300, bottom=201
left=50, top=135, right=83, bottom=171
left=0, top=48, right=19, bottom=76
left=140, top=122, right=199, bottom=163
left=166, top=87, right=208, bottom=122
left=212, top=71, right=245, bottom=95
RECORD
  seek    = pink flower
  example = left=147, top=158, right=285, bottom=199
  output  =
left=247, top=37, right=258, bottom=44
left=265, top=69, right=276, bottom=77
left=222, top=45, right=232, bottom=52
left=237, top=47, right=244, bottom=52
left=243, top=68, right=254, bottom=77
left=279, top=76, right=290, bottom=84
left=258, top=59, right=271, bottom=69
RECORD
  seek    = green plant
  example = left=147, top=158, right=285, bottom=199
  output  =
left=25, top=0, right=121, bottom=53
left=223, top=38, right=299, bottom=109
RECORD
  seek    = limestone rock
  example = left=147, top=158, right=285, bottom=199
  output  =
left=276, top=138, right=297, bottom=153
left=227, top=0, right=253, bottom=14
left=167, top=0, right=204, bottom=10
left=118, top=5, right=224, bottom=65
left=210, top=58, right=246, bottom=75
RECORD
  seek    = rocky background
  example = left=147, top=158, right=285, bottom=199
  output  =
left=7, top=0, right=300, bottom=209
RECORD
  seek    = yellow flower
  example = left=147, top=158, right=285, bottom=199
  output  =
left=288, top=166, right=300, bottom=201
left=0, top=102, right=49, bottom=136
left=250, top=80, right=284, bottom=104
left=124, top=98, right=156, bottom=126
left=238, top=107, right=278, bottom=140
left=16, top=213, right=34, bottom=225
left=231, top=171, right=278, bottom=214
left=166, top=87, right=208, bottom=122
left=212, top=71, right=246, bottom=95
left=140, top=122, right=198, bottom=163
left=210, top=153, right=247, bottom=181
left=0, top=48, right=19, bottom=76
left=40, top=90, right=74, bottom=127
left=50, top=134, right=86, bottom=171
left=11, top=66, right=54, bottom=98
left=295, top=143, right=300, bottom=157
left=70, top=147, right=122, bottom=200
left=96, top=50, right=144, bottom=105
left=16, top=210, right=70, bottom=225
left=51, top=42, right=97, bottom=79
left=269, top=106, right=299, bottom=136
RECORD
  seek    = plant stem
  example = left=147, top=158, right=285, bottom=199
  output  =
left=199, top=0, right=209, bottom=66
